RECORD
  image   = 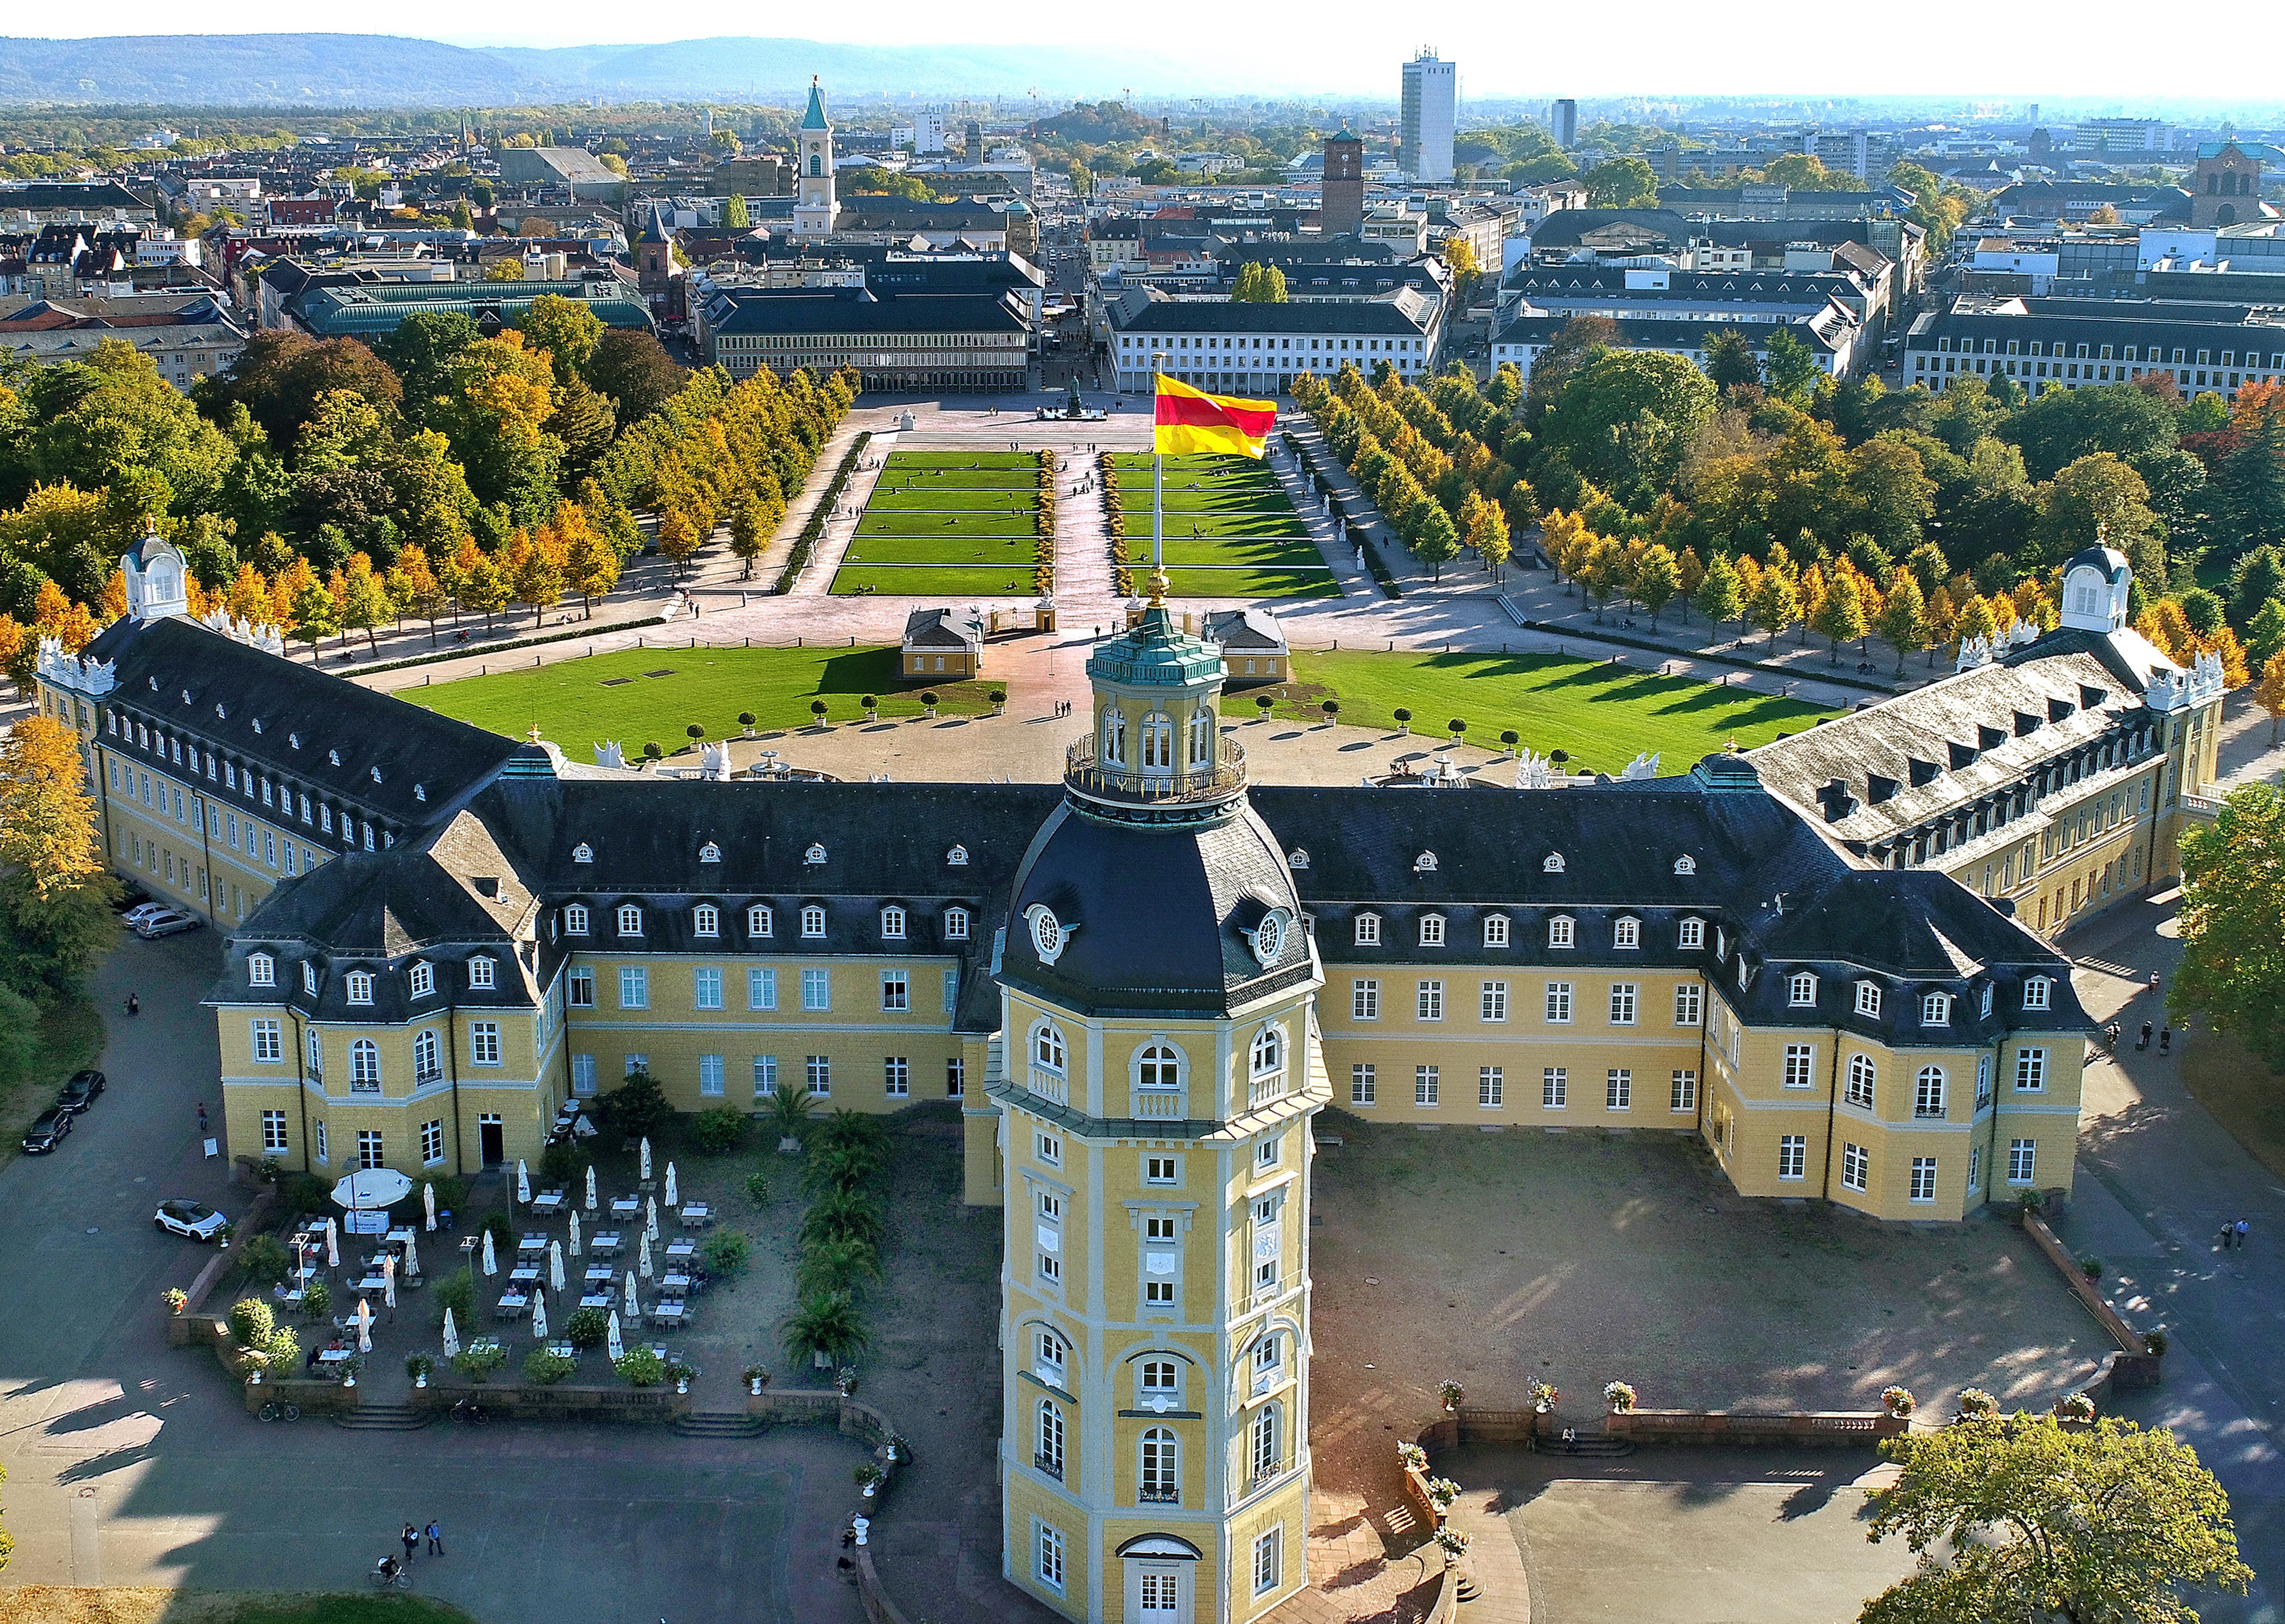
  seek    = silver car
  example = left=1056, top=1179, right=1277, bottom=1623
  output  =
left=134, top=910, right=203, bottom=940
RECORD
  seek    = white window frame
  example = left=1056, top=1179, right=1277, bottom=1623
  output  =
left=1351, top=978, right=1379, bottom=1020
left=1416, top=980, right=1444, bottom=1021
left=1910, top=1156, right=1937, bottom=1203
left=693, top=966, right=724, bottom=1010
left=1350, top=1063, right=1376, bottom=1106
left=1840, top=1140, right=1868, bottom=1192
left=801, top=969, right=830, bottom=1012
left=617, top=903, right=643, bottom=937
left=1545, top=981, right=1573, bottom=1023
left=1855, top=981, right=1883, bottom=1018
left=1482, top=913, right=1510, bottom=947
left=1846, top=1053, right=1877, bottom=1109
left=345, top=970, right=374, bottom=1006
left=1608, top=982, right=1638, bottom=1024
left=468, top=957, right=495, bottom=990
left=2023, top=976, right=2051, bottom=1010
left=1778, top=1134, right=1807, bottom=1180
left=469, top=1021, right=501, bottom=1065
left=409, top=961, right=434, bottom=999
left=1788, top=971, right=1817, bottom=1007
left=802, top=905, right=827, bottom=938
left=1480, top=980, right=1508, bottom=1022
left=1548, top=915, right=1575, bottom=949
left=2008, top=1138, right=2036, bottom=1185
left=747, top=904, right=773, bottom=938
left=1674, top=982, right=1702, bottom=1025
left=2015, top=1048, right=2048, bottom=1091
left=693, top=903, right=719, bottom=938
left=1418, top=913, right=1445, bottom=947
left=619, top=965, right=649, bottom=1009
left=1353, top=911, right=1381, bottom=946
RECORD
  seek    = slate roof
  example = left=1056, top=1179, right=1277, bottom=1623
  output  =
left=1907, top=295, right=2285, bottom=359
left=1113, top=295, right=1432, bottom=338
left=706, top=289, right=1027, bottom=337
left=1494, top=308, right=1854, bottom=358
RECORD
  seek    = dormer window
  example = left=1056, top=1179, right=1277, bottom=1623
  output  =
left=1789, top=971, right=1817, bottom=1007
left=694, top=904, right=720, bottom=938
left=302, top=961, right=318, bottom=995
left=1855, top=981, right=1883, bottom=1018
left=1414, top=850, right=1438, bottom=873
left=468, top=957, right=496, bottom=989
left=409, top=962, right=434, bottom=999
left=699, top=841, right=722, bottom=863
left=947, top=844, right=969, bottom=866
left=1287, top=848, right=1309, bottom=870
left=1543, top=852, right=1566, bottom=873
left=1354, top=912, right=1381, bottom=946
left=2023, top=976, right=2051, bottom=1010
left=747, top=905, right=774, bottom=938
left=804, top=843, right=827, bottom=865
left=1418, top=913, right=1445, bottom=947
left=1921, top=991, right=1952, bottom=1026
left=414, top=785, right=426, bottom=802
left=572, top=843, right=593, bottom=863
left=289, top=733, right=299, bottom=749
left=1548, top=915, right=1575, bottom=949
left=564, top=904, right=589, bottom=935
left=945, top=906, right=971, bottom=941
left=1614, top=916, right=1641, bottom=949
left=802, top=905, right=826, bottom=938
left=881, top=905, right=907, bottom=940
left=1980, top=984, right=1994, bottom=1019
left=345, top=971, right=374, bottom=1006
left=1482, top=913, right=1510, bottom=947
left=248, top=952, right=276, bottom=987
left=1678, top=918, right=1704, bottom=949
left=1673, top=855, right=1696, bottom=875
left=618, top=904, right=643, bottom=937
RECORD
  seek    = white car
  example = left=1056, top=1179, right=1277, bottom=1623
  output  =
left=154, top=1200, right=229, bottom=1241
left=121, top=903, right=173, bottom=928
left=134, top=910, right=203, bottom=939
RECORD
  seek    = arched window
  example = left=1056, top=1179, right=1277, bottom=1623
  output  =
left=809, top=153, right=822, bottom=177
left=1788, top=971, right=1817, bottom=1006
left=1103, top=707, right=1127, bottom=765
left=880, top=905, right=906, bottom=940
left=693, top=903, right=719, bottom=937
left=564, top=904, right=589, bottom=935
left=248, top=952, right=276, bottom=987
left=1141, top=711, right=1173, bottom=772
left=944, top=906, right=971, bottom=941
left=1137, top=1044, right=1181, bottom=1090
left=1187, top=707, right=1214, bottom=768
left=1036, top=1399, right=1065, bottom=1479
left=1140, top=1428, right=1180, bottom=1501
left=1251, top=1027, right=1283, bottom=1078
left=1249, top=1403, right=1281, bottom=1484
left=1033, top=1023, right=1067, bottom=1074
left=801, top=905, right=826, bottom=938
left=1915, top=1066, right=1946, bottom=1119
left=617, top=903, right=643, bottom=936
left=747, top=904, right=772, bottom=938
left=350, top=1038, right=380, bottom=1093
left=1845, top=1053, right=1877, bottom=1109
left=414, top=1029, right=440, bottom=1082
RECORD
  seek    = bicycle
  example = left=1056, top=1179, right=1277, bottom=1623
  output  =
left=451, top=1398, right=488, bottom=1425
left=258, top=1400, right=301, bottom=1422
left=370, top=1564, right=412, bottom=1590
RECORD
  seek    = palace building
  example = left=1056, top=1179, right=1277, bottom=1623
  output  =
left=33, top=534, right=2223, bottom=1622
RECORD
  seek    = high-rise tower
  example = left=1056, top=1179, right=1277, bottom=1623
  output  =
left=1320, top=129, right=1365, bottom=237
left=991, top=592, right=1327, bottom=1623
left=1399, top=49, right=1456, bottom=183
left=793, top=76, right=840, bottom=237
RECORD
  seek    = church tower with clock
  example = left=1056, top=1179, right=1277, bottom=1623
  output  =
left=988, top=592, right=1326, bottom=1623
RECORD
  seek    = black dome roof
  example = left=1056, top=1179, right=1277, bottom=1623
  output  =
left=1003, top=799, right=1313, bottom=1018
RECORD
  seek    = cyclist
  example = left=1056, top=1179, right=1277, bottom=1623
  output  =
left=376, top=1555, right=402, bottom=1584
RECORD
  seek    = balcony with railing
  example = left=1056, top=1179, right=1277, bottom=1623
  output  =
left=1034, top=1452, right=1065, bottom=1482
left=1028, top=1066, right=1070, bottom=1107
left=1131, top=1084, right=1188, bottom=1120
left=1065, top=733, right=1245, bottom=803
left=1138, top=1485, right=1180, bottom=1504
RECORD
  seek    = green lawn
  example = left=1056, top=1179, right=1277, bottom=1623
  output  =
left=828, top=565, right=1043, bottom=597
left=1162, top=567, right=1342, bottom=599
left=843, top=534, right=1037, bottom=565
left=1275, top=650, right=1846, bottom=774
left=1128, top=509, right=1312, bottom=540
left=881, top=450, right=1037, bottom=470
left=1154, top=535, right=1329, bottom=568
left=856, top=509, right=1038, bottom=539
left=410, top=645, right=995, bottom=746
left=1106, top=454, right=1329, bottom=594
left=863, top=488, right=1041, bottom=511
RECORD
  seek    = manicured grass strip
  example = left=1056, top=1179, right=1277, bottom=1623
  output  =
left=1156, top=536, right=1330, bottom=568
left=882, top=450, right=1037, bottom=469
left=411, top=645, right=993, bottom=744
left=1276, top=650, right=1847, bottom=772
left=828, top=565, right=1044, bottom=597
left=856, top=510, right=1038, bottom=537
left=1163, top=567, right=1342, bottom=599
left=843, top=536, right=1037, bottom=565
left=874, top=475, right=1041, bottom=491
left=1125, top=510, right=1311, bottom=539
left=862, top=489, right=1041, bottom=511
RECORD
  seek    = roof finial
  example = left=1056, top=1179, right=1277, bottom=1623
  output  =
left=527, top=722, right=544, bottom=744
left=2095, top=519, right=2109, bottom=547
left=1148, top=566, right=1170, bottom=607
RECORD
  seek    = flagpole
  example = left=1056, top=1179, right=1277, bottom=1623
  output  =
left=1150, top=355, right=1167, bottom=604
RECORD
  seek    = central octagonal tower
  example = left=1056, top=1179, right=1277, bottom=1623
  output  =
left=990, top=597, right=1327, bottom=1623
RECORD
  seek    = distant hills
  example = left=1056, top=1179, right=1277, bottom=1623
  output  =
left=0, top=32, right=1248, bottom=106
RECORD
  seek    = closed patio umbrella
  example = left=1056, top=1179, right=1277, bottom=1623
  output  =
left=442, top=1306, right=461, bottom=1358
left=480, top=1229, right=497, bottom=1278
left=517, top=1159, right=531, bottom=1204
left=646, top=1197, right=660, bottom=1241
left=568, top=1210, right=583, bottom=1257
left=356, top=1296, right=373, bottom=1353
left=637, top=1231, right=652, bottom=1280
left=424, top=1181, right=437, bottom=1232
left=664, top=1163, right=679, bottom=1207
left=640, top=1138, right=653, bottom=1181
left=403, top=1229, right=420, bottom=1277
left=623, top=1269, right=638, bottom=1320
left=586, top=1165, right=599, bottom=1211
left=549, top=1241, right=566, bottom=1296
left=531, top=1287, right=548, bottom=1343
left=606, top=1310, right=624, bottom=1362
left=383, top=1254, right=397, bottom=1310
left=324, top=1218, right=339, bottom=1268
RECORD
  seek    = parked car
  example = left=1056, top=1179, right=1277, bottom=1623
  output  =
left=54, top=1069, right=105, bottom=1113
left=22, top=1109, right=73, bottom=1153
left=133, top=910, right=202, bottom=939
left=121, top=903, right=172, bottom=928
left=154, top=1200, right=229, bottom=1241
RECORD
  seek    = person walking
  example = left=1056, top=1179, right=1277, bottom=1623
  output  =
left=401, top=1525, right=419, bottom=1564
left=2160, top=1026, right=2173, bottom=1055
left=426, top=1519, right=443, bottom=1556
left=196, top=1101, right=209, bottom=1134
left=2139, top=1021, right=2153, bottom=1051
left=2236, top=1218, right=2252, bottom=1249
left=2221, top=1221, right=2237, bottom=1250
left=124, top=992, right=139, bottom=1015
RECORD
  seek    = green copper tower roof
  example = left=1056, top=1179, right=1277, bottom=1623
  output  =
left=802, top=80, right=830, bottom=131
left=1087, top=606, right=1223, bottom=688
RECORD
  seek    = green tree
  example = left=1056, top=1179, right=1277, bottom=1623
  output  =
left=1411, top=503, right=1463, bottom=581
left=1693, top=553, right=1745, bottom=634
left=1763, top=328, right=1823, bottom=403
left=1580, top=157, right=1658, bottom=207
left=2034, top=453, right=2165, bottom=592
left=2009, top=383, right=2181, bottom=482
left=287, top=578, right=339, bottom=661
left=1847, top=436, right=1936, bottom=556
left=513, top=293, right=606, bottom=386
left=1860, top=1413, right=2249, bottom=1624
left=1810, top=571, right=1867, bottom=662
left=2228, top=543, right=2285, bottom=628
left=2245, top=596, right=2285, bottom=672
left=1539, top=349, right=1717, bottom=502
left=1755, top=153, right=1868, bottom=192
left=455, top=551, right=512, bottom=630
left=336, top=554, right=393, bottom=655
left=376, top=311, right=480, bottom=414
left=2217, top=414, right=2285, bottom=549
left=1066, top=162, right=1093, bottom=199
left=1634, top=543, right=1683, bottom=627
left=2173, top=783, right=2285, bottom=1069
left=602, top=1067, right=674, bottom=1140
left=1702, top=328, right=1760, bottom=393
left=1748, top=567, right=1801, bottom=647
left=721, top=192, right=750, bottom=229
left=781, top=1291, right=869, bottom=1370
left=1874, top=573, right=1930, bottom=675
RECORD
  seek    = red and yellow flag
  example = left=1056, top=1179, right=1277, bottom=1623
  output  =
left=1154, top=374, right=1276, bottom=458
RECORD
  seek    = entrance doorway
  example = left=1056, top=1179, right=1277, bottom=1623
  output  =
left=478, top=1113, right=504, bottom=1167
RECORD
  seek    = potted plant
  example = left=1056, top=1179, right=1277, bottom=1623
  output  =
left=1500, top=729, right=1520, bottom=757
left=1447, top=718, right=1467, bottom=743
left=919, top=691, right=938, bottom=719
left=835, top=1365, right=859, bottom=1397
left=1425, top=1476, right=1460, bottom=1510
left=989, top=689, right=1007, bottom=716
left=1432, top=1526, right=1472, bottom=1562
left=1320, top=700, right=1339, bottom=725
left=1397, top=1441, right=1428, bottom=1472
left=738, top=711, right=757, bottom=737
left=615, top=1347, right=668, bottom=1388
left=406, top=1353, right=434, bottom=1388
left=565, top=1307, right=609, bottom=1351
left=744, top=1170, right=771, bottom=1207
left=1882, top=1385, right=1915, bottom=1419
left=1392, top=708, right=1411, bottom=734
left=2144, top=1329, right=2170, bottom=1357
left=2079, top=1255, right=2104, bottom=1280
left=163, top=1287, right=188, bottom=1315
left=1603, top=1381, right=1637, bottom=1414
left=1956, top=1387, right=1998, bottom=1420
left=452, top=1342, right=508, bottom=1384
left=1254, top=694, right=1275, bottom=720
left=854, top=1462, right=885, bottom=1498
left=339, top=1357, right=363, bottom=1389
left=1528, top=1381, right=1558, bottom=1413
left=744, top=1365, right=771, bottom=1396
left=809, top=699, right=829, bottom=727
left=1436, top=1378, right=1464, bottom=1413
left=523, top=1349, right=577, bottom=1387
left=860, top=696, right=878, bottom=721
left=302, top=1280, right=332, bottom=1320
left=2058, top=1391, right=2096, bottom=1422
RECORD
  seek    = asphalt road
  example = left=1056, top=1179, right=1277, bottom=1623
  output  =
left=0, top=930, right=867, bottom=1624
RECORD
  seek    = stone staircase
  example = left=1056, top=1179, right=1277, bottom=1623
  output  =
left=674, top=1410, right=768, bottom=1439
left=333, top=1403, right=430, bottom=1431
left=1545, top=1428, right=1634, bottom=1459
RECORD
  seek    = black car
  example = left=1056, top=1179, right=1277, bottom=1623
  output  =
left=22, top=1109, right=72, bottom=1153
left=55, top=1069, right=105, bottom=1113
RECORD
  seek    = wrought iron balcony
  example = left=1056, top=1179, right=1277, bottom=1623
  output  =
left=1138, top=1486, right=1180, bottom=1504
left=1065, top=734, right=1245, bottom=803
left=1034, top=1452, right=1065, bottom=1481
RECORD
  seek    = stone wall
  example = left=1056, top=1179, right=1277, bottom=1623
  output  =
left=1607, top=1410, right=1907, bottom=1447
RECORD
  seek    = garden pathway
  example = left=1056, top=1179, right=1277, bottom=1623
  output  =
left=778, top=428, right=900, bottom=597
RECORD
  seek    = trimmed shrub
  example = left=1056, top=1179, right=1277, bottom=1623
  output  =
left=615, top=1347, right=668, bottom=1388
left=524, top=1349, right=579, bottom=1386
left=227, top=1298, right=276, bottom=1348
left=565, top=1307, right=609, bottom=1350
left=702, top=1229, right=752, bottom=1278
left=691, top=1104, right=748, bottom=1155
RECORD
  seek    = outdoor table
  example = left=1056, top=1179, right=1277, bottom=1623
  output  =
left=509, top=1265, right=540, bottom=1284
left=355, top=1274, right=387, bottom=1292
left=579, top=1293, right=611, bottom=1310
left=530, top=1192, right=565, bottom=1216
left=292, top=1264, right=318, bottom=1282
left=317, top=1348, right=353, bottom=1366
left=387, top=1227, right=415, bottom=1244
left=678, top=1203, right=712, bottom=1228
left=518, top=1234, right=546, bottom=1254
left=546, top=1341, right=575, bottom=1359
left=610, top=1197, right=639, bottom=1219
left=659, top=1271, right=693, bottom=1293
left=277, top=1285, right=306, bottom=1303
left=590, top=1231, right=622, bottom=1254
left=497, top=1293, right=529, bottom=1318
left=584, top=1265, right=615, bottom=1284
left=649, top=1301, right=687, bottom=1328
left=664, top=1238, right=696, bottom=1260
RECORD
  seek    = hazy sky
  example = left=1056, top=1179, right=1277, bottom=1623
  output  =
left=11, top=5, right=2271, bottom=102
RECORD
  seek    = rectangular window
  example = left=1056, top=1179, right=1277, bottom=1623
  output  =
left=806, top=1055, right=831, bottom=1096
left=2015, top=1049, right=2047, bottom=1091
left=1545, top=982, right=1573, bottom=1023
left=469, top=1022, right=500, bottom=1065
left=1478, top=1066, right=1503, bottom=1107
left=1480, top=981, right=1508, bottom=1022
left=753, top=1055, right=778, bottom=1096
left=884, top=1056, right=909, bottom=1096
left=1778, top=1134, right=1807, bottom=1180
left=2008, top=1138, right=2036, bottom=1185
left=880, top=970, right=909, bottom=1012
left=1608, top=983, right=1638, bottom=1024
left=1419, top=915, right=1445, bottom=947
left=693, top=967, right=724, bottom=1010
left=422, top=1119, right=445, bottom=1165
left=1841, top=1141, right=1868, bottom=1192
left=357, top=1130, right=384, bottom=1170
left=572, top=1054, right=596, bottom=1096
left=1145, top=1155, right=1176, bottom=1185
left=1416, top=980, right=1444, bottom=1021
left=1910, top=1157, right=1937, bottom=1203
left=749, top=968, right=777, bottom=1010
left=1670, top=1069, right=1696, bottom=1112
left=1353, top=913, right=1380, bottom=945
left=1414, top=1065, right=1439, bottom=1106
left=1968, top=1144, right=1982, bottom=1191
left=1483, top=913, right=1510, bottom=947
left=314, top=1121, right=327, bottom=1164
left=1037, top=1524, right=1065, bottom=1592
left=568, top=968, right=594, bottom=1007
left=1674, top=983, right=1702, bottom=1025
left=1350, top=1063, right=1376, bottom=1105
left=944, top=969, right=959, bottom=1014
left=802, top=969, right=830, bottom=1012
left=261, top=1109, right=288, bottom=1151
left=1542, top=1068, right=1567, bottom=1107
left=625, top=1054, right=649, bottom=1077
left=1783, top=1043, right=1814, bottom=1088
left=1606, top=1069, right=1632, bottom=1110
left=946, top=1056, right=965, bottom=1097
left=618, top=966, right=649, bottom=1009
left=251, top=1019, right=282, bottom=1063
left=1351, top=979, right=1379, bottom=1020
left=699, top=1054, right=725, bottom=1096
left=1855, top=982, right=1882, bottom=1018
left=1253, top=1528, right=1282, bottom=1596
left=1614, top=916, right=1639, bottom=949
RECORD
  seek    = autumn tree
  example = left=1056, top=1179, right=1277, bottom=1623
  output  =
left=562, top=510, right=621, bottom=617
left=1693, top=553, right=1745, bottom=636
left=335, top=552, right=394, bottom=656
left=0, top=715, right=117, bottom=1000
left=287, top=576, right=340, bottom=661
left=1634, top=543, right=1683, bottom=627
left=455, top=548, right=512, bottom=630
left=1874, top=573, right=1930, bottom=675
left=2258, top=649, right=2285, bottom=747
left=506, top=525, right=567, bottom=627
left=1748, top=568, right=1800, bottom=647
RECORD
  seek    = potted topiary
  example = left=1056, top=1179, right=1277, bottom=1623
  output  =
left=1436, top=1378, right=1464, bottom=1413
left=810, top=699, right=830, bottom=727
left=1956, top=1387, right=1998, bottom=1420
left=1321, top=700, right=1339, bottom=725
left=1603, top=1381, right=1637, bottom=1414
left=1255, top=694, right=1275, bottom=720
left=990, top=689, right=1007, bottom=716
left=2079, top=1255, right=2104, bottom=1280
left=1392, top=708, right=1411, bottom=734
left=861, top=696, right=878, bottom=721
left=920, top=691, right=938, bottom=719
left=406, top=1353, right=434, bottom=1388
left=1447, top=718, right=1467, bottom=743
left=854, top=1462, right=885, bottom=1498
left=301, top=1280, right=332, bottom=1321
left=686, top=724, right=706, bottom=747
left=565, top=1307, right=609, bottom=1351
left=641, top=741, right=663, bottom=764
left=738, top=711, right=756, bottom=737
left=1882, top=1385, right=1915, bottom=1419
left=163, top=1288, right=188, bottom=1315
left=1500, top=729, right=1519, bottom=757
left=744, top=1365, right=771, bottom=1396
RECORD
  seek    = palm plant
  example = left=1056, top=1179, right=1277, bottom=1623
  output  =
left=796, top=1237, right=882, bottom=1300
left=801, top=1135, right=885, bottom=1200
left=799, top=1188, right=887, bottom=1251
left=782, top=1291, right=870, bottom=1370
left=765, top=1087, right=815, bottom=1146
left=816, top=1107, right=888, bottom=1156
